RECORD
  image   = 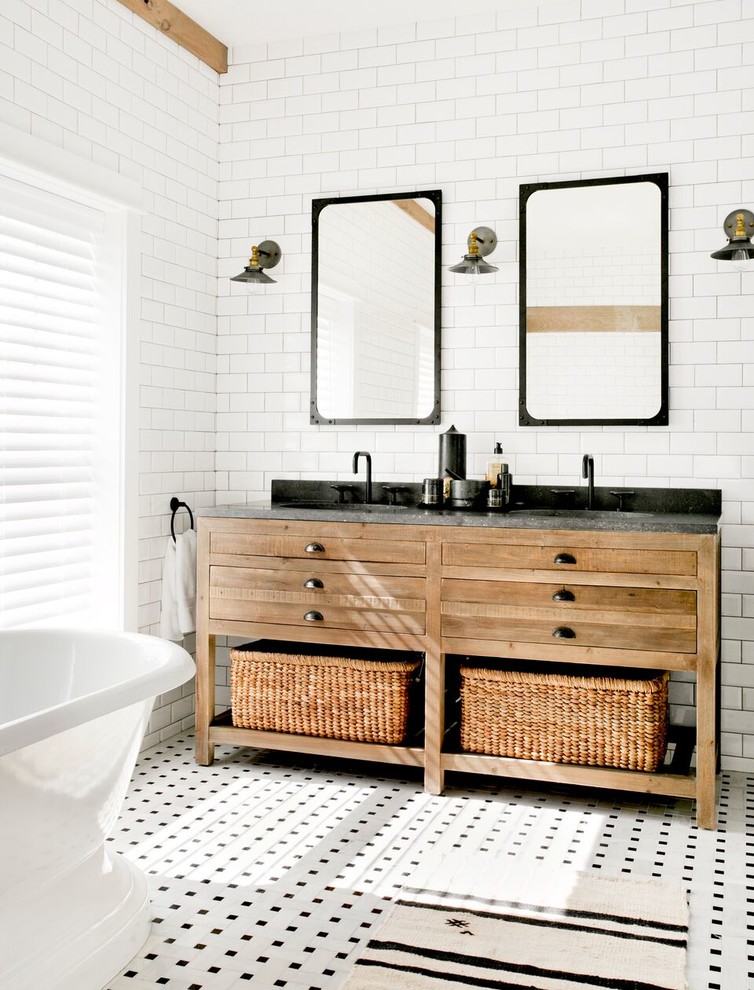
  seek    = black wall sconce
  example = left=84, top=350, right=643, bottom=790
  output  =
left=710, top=209, right=754, bottom=269
left=231, top=240, right=281, bottom=284
left=448, top=225, right=498, bottom=274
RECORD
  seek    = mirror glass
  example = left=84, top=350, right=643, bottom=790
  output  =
left=519, top=173, right=668, bottom=426
left=311, top=190, right=441, bottom=425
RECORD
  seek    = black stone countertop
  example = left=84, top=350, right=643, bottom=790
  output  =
left=198, top=481, right=722, bottom=535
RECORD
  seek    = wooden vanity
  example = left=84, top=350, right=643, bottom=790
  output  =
left=195, top=505, right=720, bottom=828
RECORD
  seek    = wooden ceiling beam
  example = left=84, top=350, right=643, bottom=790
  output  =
left=394, top=198, right=435, bottom=234
left=115, top=0, right=228, bottom=74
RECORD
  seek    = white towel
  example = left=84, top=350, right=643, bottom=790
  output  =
left=160, top=529, right=197, bottom=641
left=175, top=528, right=197, bottom=635
left=159, top=537, right=182, bottom=641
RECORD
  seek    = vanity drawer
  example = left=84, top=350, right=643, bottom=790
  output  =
left=441, top=604, right=696, bottom=654
left=212, top=531, right=425, bottom=566
left=209, top=565, right=427, bottom=634
left=441, top=578, right=696, bottom=616
left=210, top=598, right=426, bottom=635
left=441, top=576, right=696, bottom=653
left=211, top=565, right=426, bottom=606
left=443, top=541, right=697, bottom=577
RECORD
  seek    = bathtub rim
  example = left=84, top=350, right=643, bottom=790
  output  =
left=0, top=629, right=195, bottom=758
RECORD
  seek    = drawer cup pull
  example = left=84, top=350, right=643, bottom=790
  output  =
left=305, top=542, right=325, bottom=553
left=304, top=578, right=324, bottom=589
left=554, top=552, right=576, bottom=565
left=552, top=589, right=575, bottom=602
left=552, top=626, right=576, bottom=639
left=304, top=610, right=324, bottom=622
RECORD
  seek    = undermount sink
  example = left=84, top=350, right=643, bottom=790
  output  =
left=276, top=501, right=412, bottom=513
left=507, top=508, right=661, bottom=518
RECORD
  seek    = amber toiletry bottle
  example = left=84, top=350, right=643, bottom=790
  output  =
left=486, top=443, right=507, bottom=488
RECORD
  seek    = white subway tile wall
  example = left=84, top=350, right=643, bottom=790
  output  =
left=3, top=0, right=754, bottom=768
left=526, top=331, right=662, bottom=420
left=216, top=0, right=754, bottom=771
left=527, top=251, right=662, bottom=307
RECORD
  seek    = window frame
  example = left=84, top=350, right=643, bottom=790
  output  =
left=0, top=123, right=142, bottom=631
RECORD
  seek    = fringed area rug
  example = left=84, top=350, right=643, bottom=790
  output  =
left=343, top=857, right=689, bottom=990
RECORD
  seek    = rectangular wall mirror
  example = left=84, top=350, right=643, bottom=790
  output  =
left=519, top=173, right=668, bottom=426
left=310, top=189, right=442, bottom=425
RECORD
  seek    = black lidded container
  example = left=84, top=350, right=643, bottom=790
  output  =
left=438, top=424, right=466, bottom=479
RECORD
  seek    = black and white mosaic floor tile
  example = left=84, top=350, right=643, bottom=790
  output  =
left=106, top=734, right=753, bottom=990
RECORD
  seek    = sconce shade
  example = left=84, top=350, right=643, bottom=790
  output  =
left=710, top=209, right=754, bottom=261
left=232, top=266, right=276, bottom=284
left=448, top=254, right=499, bottom=274
left=231, top=239, right=281, bottom=283
left=448, top=225, right=498, bottom=274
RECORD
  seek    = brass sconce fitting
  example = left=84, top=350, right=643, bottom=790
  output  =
left=231, top=239, right=282, bottom=284
left=710, top=209, right=754, bottom=267
left=448, top=225, right=498, bottom=274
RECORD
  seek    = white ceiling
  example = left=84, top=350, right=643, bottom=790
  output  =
left=175, top=0, right=569, bottom=48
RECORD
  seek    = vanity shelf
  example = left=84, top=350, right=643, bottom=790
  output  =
left=195, top=508, right=720, bottom=828
left=207, top=710, right=426, bottom=769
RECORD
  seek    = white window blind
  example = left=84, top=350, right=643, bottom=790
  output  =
left=0, top=174, right=121, bottom=629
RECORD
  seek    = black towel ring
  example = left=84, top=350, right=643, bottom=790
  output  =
left=170, top=497, right=194, bottom=543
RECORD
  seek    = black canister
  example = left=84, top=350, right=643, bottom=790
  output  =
left=422, top=478, right=444, bottom=505
left=438, top=424, right=466, bottom=479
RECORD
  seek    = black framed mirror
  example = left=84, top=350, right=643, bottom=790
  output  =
left=519, top=173, right=669, bottom=426
left=310, top=189, right=442, bottom=425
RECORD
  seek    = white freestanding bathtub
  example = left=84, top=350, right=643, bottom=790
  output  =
left=0, top=629, right=195, bottom=990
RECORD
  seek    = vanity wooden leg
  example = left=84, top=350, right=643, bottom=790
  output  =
left=695, top=778, right=717, bottom=831
left=695, top=656, right=718, bottom=830
left=424, top=649, right=445, bottom=795
left=195, top=522, right=215, bottom=766
left=196, top=735, right=213, bottom=766
left=195, top=632, right=216, bottom=767
left=695, top=537, right=719, bottom=830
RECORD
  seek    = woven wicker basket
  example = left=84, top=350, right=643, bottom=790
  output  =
left=230, top=641, right=421, bottom=744
left=460, top=663, right=669, bottom=772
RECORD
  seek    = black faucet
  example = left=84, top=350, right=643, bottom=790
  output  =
left=352, top=451, right=372, bottom=503
left=582, top=454, right=595, bottom=510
